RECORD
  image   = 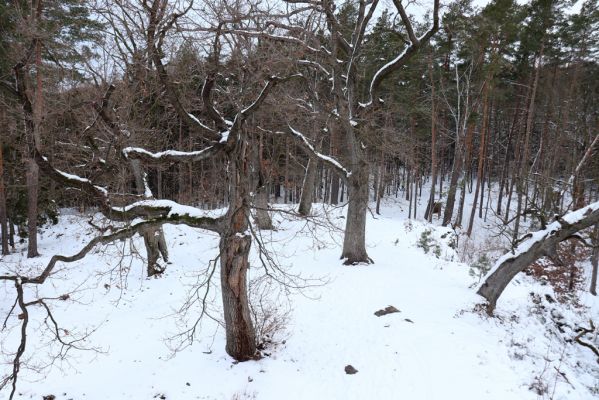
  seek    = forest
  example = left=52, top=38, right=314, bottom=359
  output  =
left=0, top=0, right=598, bottom=399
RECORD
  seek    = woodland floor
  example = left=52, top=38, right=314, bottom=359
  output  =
left=1, top=187, right=598, bottom=400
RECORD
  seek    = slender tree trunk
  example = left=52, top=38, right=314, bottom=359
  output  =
left=9, top=216, right=15, bottom=249
left=0, top=138, right=8, bottom=255
left=497, top=93, right=521, bottom=217
left=590, top=225, right=598, bottom=296
left=443, top=122, right=474, bottom=226
left=26, top=158, right=39, bottom=257
left=298, top=158, right=318, bottom=216
left=375, top=152, right=385, bottom=215
left=254, top=133, right=273, bottom=229
left=467, top=82, right=491, bottom=236
left=426, top=59, right=438, bottom=222
left=456, top=117, right=476, bottom=227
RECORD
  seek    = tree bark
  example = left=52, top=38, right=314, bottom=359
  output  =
left=375, top=153, right=385, bottom=215
left=254, top=187, right=273, bottom=229
left=341, top=160, right=372, bottom=264
left=426, top=58, right=438, bottom=222
left=591, top=225, right=598, bottom=296
left=130, top=159, right=168, bottom=277
left=0, top=138, right=8, bottom=255
left=253, top=134, right=273, bottom=229
left=220, top=140, right=256, bottom=360
left=298, top=158, right=317, bottom=216
left=26, top=159, right=39, bottom=258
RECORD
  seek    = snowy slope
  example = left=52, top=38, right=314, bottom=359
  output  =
left=0, top=200, right=598, bottom=400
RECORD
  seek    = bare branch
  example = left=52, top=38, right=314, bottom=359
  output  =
left=362, top=0, right=440, bottom=107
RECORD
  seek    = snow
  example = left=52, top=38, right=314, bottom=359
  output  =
left=219, top=130, right=230, bottom=143
left=123, top=146, right=215, bottom=160
left=1, top=188, right=598, bottom=400
left=113, top=199, right=226, bottom=219
left=57, top=170, right=93, bottom=184
left=142, top=173, right=153, bottom=199
left=55, top=169, right=109, bottom=196
left=187, top=113, right=215, bottom=132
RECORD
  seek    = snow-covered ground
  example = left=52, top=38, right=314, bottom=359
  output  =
left=1, top=190, right=598, bottom=400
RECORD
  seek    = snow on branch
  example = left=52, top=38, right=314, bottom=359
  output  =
left=240, top=74, right=303, bottom=118
left=477, top=201, right=599, bottom=313
left=297, top=59, right=330, bottom=76
left=35, top=150, right=111, bottom=206
left=122, top=145, right=223, bottom=164
left=361, top=0, right=440, bottom=108
left=114, top=199, right=226, bottom=223
left=286, top=125, right=351, bottom=178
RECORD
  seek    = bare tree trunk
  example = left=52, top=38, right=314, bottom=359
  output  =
left=298, top=158, right=317, bottom=216
left=341, top=160, right=372, bottom=264
left=442, top=124, right=469, bottom=226
left=9, top=216, right=15, bottom=249
left=413, top=170, right=418, bottom=219
left=254, top=133, right=273, bottom=229
left=254, top=187, right=273, bottom=229
left=375, top=153, right=385, bottom=215
left=26, top=159, right=39, bottom=258
left=221, top=140, right=256, bottom=360
left=426, top=59, right=438, bottom=222
left=456, top=119, right=476, bottom=227
left=590, top=225, right=598, bottom=296
left=130, top=159, right=168, bottom=277
left=0, top=138, right=8, bottom=255
left=513, top=48, right=542, bottom=242
left=467, top=82, right=490, bottom=236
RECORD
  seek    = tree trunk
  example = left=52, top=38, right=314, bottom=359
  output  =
left=467, top=82, right=491, bottom=236
left=442, top=124, right=469, bottom=226
left=253, top=132, right=273, bottom=229
left=220, top=140, right=256, bottom=360
left=426, top=59, right=438, bottom=222
left=9, top=215, right=15, bottom=249
left=375, top=154, right=385, bottom=215
left=590, top=225, right=598, bottom=296
left=513, top=48, right=542, bottom=242
left=254, top=187, right=273, bottom=229
left=298, top=158, right=317, bottom=216
left=26, top=158, right=39, bottom=258
left=130, top=159, right=168, bottom=277
left=0, top=139, right=8, bottom=255
left=341, top=160, right=372, bottom=264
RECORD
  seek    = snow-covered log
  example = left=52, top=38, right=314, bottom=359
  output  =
left=477, top=201, right=599, bottom=313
